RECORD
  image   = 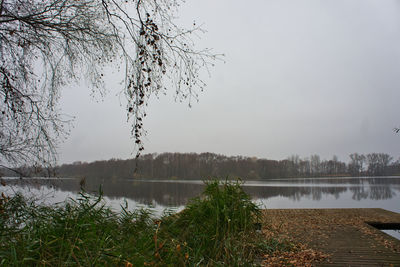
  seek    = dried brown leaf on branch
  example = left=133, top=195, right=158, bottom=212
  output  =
left=0, top=0, right=220, bottom=169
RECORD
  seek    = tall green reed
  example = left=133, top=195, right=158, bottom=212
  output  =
left=0, top=179, right=264, bottom=266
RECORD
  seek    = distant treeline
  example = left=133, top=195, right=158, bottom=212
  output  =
left=1, top=152, right=399, bottom=180
left=8, top=152, right=397, bottom=180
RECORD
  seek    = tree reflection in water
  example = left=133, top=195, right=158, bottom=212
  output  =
left=2, top=177, right=400, bottom=207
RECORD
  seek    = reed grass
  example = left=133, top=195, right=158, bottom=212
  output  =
left=0, top=179, right=284, bottom=266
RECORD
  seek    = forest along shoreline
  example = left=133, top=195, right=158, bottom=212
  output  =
left=1, top=152, right=398, bottom=180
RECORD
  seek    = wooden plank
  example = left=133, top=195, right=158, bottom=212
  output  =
left=261, top=209, right=400, bottom=266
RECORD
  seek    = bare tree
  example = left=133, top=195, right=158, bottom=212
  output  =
left=366, top=153, right=392, bottom=176
left=0, top=0, right=218, bottom=169
left=348, top=153, right=365, bottom=176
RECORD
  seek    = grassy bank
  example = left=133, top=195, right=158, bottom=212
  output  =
left=0, top=180, right=291, bottom=266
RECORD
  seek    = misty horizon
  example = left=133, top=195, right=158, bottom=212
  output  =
left=59, top=151, right=399, bottom=166
left=59, top=0, right=400, bottom=165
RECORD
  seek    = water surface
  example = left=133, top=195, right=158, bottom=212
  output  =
left=1, top=177, right=399, bottom=215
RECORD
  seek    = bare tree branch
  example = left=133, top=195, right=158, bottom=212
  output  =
left=0, top=0, right=219, bottom=170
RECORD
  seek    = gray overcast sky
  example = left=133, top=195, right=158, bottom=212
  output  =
left=59, top=0, right=400, bottom=164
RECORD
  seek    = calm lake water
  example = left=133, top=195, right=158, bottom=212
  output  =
left=1, top=177, right=399, bottom=215
left=3, top=176, right=399, bottom=239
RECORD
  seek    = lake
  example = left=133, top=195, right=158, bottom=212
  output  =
left=2, top=176, right=400, bottom=240
left=1, top=176, right=399, bottom=215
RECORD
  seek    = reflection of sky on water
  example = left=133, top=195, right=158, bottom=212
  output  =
left=0, top=184, right=184, bottom=217
left=260, top=191, right=400, bottom=213
left=1, top=177, right=399, bottom=214
left=382, top=230, right=400, bottom=240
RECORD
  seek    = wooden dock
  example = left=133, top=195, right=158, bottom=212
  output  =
left=261, top=209, right=400, bottom=266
